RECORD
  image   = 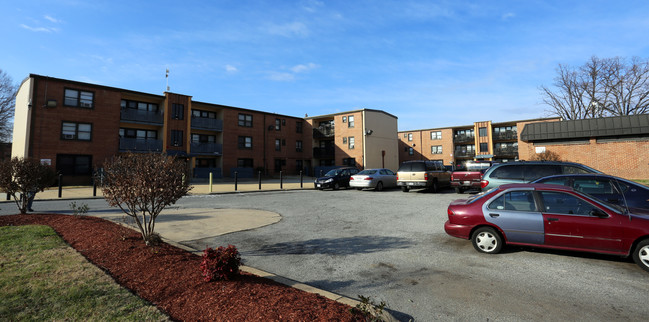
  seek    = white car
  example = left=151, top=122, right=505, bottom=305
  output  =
left=349, top=168, right=397, bottom=191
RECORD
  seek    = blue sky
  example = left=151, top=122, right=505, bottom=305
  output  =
left=2, top=0, right=648, bottom=131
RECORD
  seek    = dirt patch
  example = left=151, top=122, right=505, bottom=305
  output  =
left=0, top=214, right=360, bottom=321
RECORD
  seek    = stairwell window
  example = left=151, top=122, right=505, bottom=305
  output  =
left=170, top=130, right=183, bottom=146
left=172, top=104, right=184, bottom=120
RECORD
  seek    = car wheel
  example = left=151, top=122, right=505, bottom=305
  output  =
left=471, top=227, right=503, bottom=254
left=401, top=186, right=409, bottom=192
left=376, top=181, right=384, bottom=191
left=334, top=183, right=340, bottom=190
left=430, top=180, right=439, bottom=193
left=356, top=188, right=363, bottom=191
left=632, top=239, right=649, bottom=272
left=454, top=187, right=463, bottom=194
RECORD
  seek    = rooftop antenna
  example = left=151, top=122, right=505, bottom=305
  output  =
left=165, top=68, right=170, bottom=92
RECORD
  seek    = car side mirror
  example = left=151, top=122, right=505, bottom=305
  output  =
left=590, top=209, right=608, bottom=218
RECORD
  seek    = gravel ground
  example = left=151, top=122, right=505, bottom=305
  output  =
left=6, top=188, right=648, bottom=321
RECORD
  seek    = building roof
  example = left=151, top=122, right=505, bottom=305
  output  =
left=306, top=108, right=398, bottom=120
left=397, top=117, right=560, bottom=133
left=520, top=114, right=649, bottom=142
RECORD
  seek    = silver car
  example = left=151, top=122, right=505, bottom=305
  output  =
left=350, top=168, right=397, bottom=191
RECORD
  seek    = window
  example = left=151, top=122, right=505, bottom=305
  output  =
left=119, top=128, right=157, bottom=140
left=488, top=191, right=537, bottom=212
left=296, top=121, right=303, bottom=133
left=61, top=122, right=92, bottom=141
left=238, top=136, right=252, bottom=149
left=296, top=160, right=303, bottom=172
left=408, top=147, right=414, bottom=155
left=275, top=119, right=281, bottom=131
left=238, top=114, right=253, bottom=127
left=348, top=115, right=355, bottom=128
left=172, top=103, right=184, bottom=120
left=431, top=145, right=442, bottom=154
left=170, top=130, right=183, bottom=146
left=343, top=158, right=356, bottom=166
left=343, top=137, right=347, bottom=144
left=348, top=136, right=355, bottom=149
left=121, top=99, right=158, bottom=112
left=275, top=139, right=281, bottom=151
left=539, top=191, right=599, bottom=215
left=479, top=127, right=488, bottom=137
left=296, top=140, right=303, bottom=152
left=192, top=110, right=216, bottom=119
left=56, top=154, right=92, bottom=176
left=430, top=131, right=442, bottom=140
left=237, top=158, right=254, bottom=168
left=191, top=134, right=215, bottom=143
left=480, top=143, right=489, bottom=152
left=64, top=89, right=94, bottom=108
left=196, top=158, right=216, bottom=168
left=408, top=133, right=413, bottom=141
left=342, top=116, right=347, bottom=123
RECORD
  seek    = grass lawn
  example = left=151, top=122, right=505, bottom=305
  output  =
left=0, top=225, right=169, bottom=321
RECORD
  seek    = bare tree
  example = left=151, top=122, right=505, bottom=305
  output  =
left=100, top=153, right=192, bottom=245
left=541, top=56, right=649, bottom=119
left=0, top=69, right=17, bottom=142
left=0, top=157, right=57, bottom=214
left=529, top=150, right=562, bottom=162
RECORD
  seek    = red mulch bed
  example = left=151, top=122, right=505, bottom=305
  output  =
left=0, top=214, right=359, bottom=321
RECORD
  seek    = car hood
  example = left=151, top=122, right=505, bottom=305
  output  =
left=316, top=176, right=335, bottom=181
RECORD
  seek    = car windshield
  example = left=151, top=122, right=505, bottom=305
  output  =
left=325, top=169, right=343, bottom=176
left=357, top=170, right=377, bottom=175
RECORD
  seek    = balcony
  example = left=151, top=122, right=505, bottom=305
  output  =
left=313, top=147, right=335, bottom=158
left=494, top=146, right=519, bottom=156
left=493, top=131, right=518, bottom=141
left=313, top=126, right=335, bottom=138
left=191, top=117, right=223, bottom=131
left=120, top=109, right=163, bottom=124
left=454, top=149, right=476, bottom=158
left=453, top=134, right=475, bottom=144
left=190, top=142, right=223, bottom=155
left=119, top=138, right=163, bottom=152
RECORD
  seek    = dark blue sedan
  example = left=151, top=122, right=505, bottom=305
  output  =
left=532, top=174, right=649, bottom=210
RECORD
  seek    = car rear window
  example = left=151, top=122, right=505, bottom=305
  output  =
left=398, top=163, right=411, bottom=172
left=490, top=165, right=523, bottom=179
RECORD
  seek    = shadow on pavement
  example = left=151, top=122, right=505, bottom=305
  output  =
left=249, top=236, right=412, bottom=256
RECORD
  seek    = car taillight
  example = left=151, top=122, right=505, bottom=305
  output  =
left=364, top=177, right=373, bottom=180
left=396, top=174, right=399, bottom=180
left=450, top=173, right=455, bottom=180
left=424, top=173, right=428, bottom=180
left=350, top=177, right=355, bottom=180
left=447, top=208, right=454, bottom=216
left=480, top=180, right=488, bottom=188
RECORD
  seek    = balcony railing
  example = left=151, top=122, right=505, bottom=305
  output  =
left=313, top=147, right=335, bottom=158
left=120, top=109, right=163, bottom=124
left=193, top=167, right=222, bottom=178
left=190, top=142, right=223, bottom=155
left=453, top=135, right=475, bottom=144
left=494, top=146, right=519, bottom=156
left=493, top=131, right=518, bottom=141
left=454, top=149, right=476, bottom=158
left=119, top=138, right=163, bottom=152
left=313, top=126, right=335, bottom=138
left=191, top=117, right=223, bottom=131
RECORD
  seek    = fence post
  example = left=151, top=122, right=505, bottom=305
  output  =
left=280, top=171, right=283, bottom=189
left=258, top=171, right=262, bottom=190
left=58, top=174, right=63, bottom=198
left=234, top=171, right=238, bottom=191
left=209, top=172, right=213, bottom=193
left=300, top=171, right=303, bottom=188
left=92, top=179, right=97, bottom=197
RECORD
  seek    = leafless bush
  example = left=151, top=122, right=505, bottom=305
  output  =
left=0, top=157, right=56, bottom=213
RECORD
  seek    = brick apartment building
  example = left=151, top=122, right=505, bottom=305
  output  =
left=11, top=74, right=313, bottom=184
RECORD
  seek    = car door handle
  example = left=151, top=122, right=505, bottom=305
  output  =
left=489, top=213, right=499, bottom=218
left=547, top=218, right=559, bottom=222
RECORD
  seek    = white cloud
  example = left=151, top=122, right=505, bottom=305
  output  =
left=268, top=72, right=295, bottom=81
left=291, top=63, right=319, bottom=73
left=20, top=24, right=56, bottom=33
left=225, top=65, right=238, bottom=73
left=301, top=0, right=324, bottom=13
left=502, top=12, right=515, bottom=20
left=265, top=22, right=309, bottom=37
left=44, top=15, right=61, bottom=23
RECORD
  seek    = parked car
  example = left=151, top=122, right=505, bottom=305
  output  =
left=350, top=168, right=397, bottom=191
left=314, top=167, right=360, bottom=190
left=450, top=161, right=493, bottom=193
left=444, top=183, right=649, bottom=272
left=480, top=161, right=601, bottom=190
left=532, top=174, right=649, bottom=210
left=397, top=160, right=451, bottom=192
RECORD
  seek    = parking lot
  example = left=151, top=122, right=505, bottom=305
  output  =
left=6, top=187, right=648, bottom=321
left=177, top=188, right=648, bottom=321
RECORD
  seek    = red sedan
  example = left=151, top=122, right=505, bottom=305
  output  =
left=444, top=183, right=649, bottom=272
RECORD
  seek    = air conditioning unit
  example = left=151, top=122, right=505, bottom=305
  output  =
left=63, top=134, right=75, bottom=139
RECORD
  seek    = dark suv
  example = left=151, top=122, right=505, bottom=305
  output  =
left=314, top=167, right=360, bottom=190
left=480, top=161, right=601, bottom=190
